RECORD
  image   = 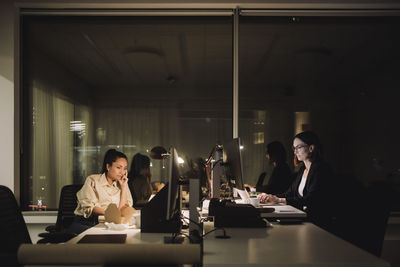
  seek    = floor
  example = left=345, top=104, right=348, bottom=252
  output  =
left=382, top=216, right=400, bottom=267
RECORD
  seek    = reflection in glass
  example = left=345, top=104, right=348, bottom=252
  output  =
left=22, top=16, right=233, bottom=209
left=239, top=16, right=400, bottom=199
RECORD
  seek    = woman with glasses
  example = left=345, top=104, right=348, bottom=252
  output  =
left=259, top=131, right=335, bottom=228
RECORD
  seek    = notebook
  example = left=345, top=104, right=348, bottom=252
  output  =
left=77, top=234, right=127, bottom=244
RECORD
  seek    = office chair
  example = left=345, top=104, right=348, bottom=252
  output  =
left=37, top=184, right=82, bottom=243
left=332, top=179, right=393, bottom=257
left=0, top=185, right=32, bottom=266
left=355, top=181, right=393, bottom=256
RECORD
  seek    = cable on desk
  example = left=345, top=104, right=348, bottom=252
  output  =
left=202, top=227, right=230, bottom=239
left=164, top=232, right=193, bottom=244
left=181, top=214, right=206, bottom=226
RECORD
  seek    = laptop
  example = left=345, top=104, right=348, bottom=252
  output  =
left=78, top=234, right=127, bottom=244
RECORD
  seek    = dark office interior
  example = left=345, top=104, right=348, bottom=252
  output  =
left=21, top=15, right=400, bottom=210
left=0, top=1, right=399, bottom=266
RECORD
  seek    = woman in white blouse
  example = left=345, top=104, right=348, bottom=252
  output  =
left=71, top=149, right=133, bottom=233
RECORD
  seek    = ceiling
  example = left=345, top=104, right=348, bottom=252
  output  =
left=25, top=15, right=400, bottom=107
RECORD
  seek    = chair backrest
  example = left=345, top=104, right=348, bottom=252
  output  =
left=0, top=185, right=32, bottom=264
left=55, top=184, right=83, bottom=231
left=359, top=181, right=393, bottom=256
left=332, top=180, right=393, bottom=257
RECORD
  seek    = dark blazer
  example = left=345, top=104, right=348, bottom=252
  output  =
left=278, top=159, right=335, bottom=226
left=256, top=162, right=293, bottom=195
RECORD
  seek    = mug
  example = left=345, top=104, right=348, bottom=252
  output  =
left=132, top=213, right=141, bottom=228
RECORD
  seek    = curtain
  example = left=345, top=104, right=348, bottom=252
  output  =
left=32, top=81, right=74, bottom=208
left=94, top=107, right=180, bottom=183
left=74, top=105, right=96, bottom=184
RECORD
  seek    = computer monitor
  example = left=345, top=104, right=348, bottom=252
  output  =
left=205, top=144, right=223, bottom=198
left=166, top=147, right=180, bottom=221
left=223, top=138, right=245, bottom=191
left=141, top=147, right=181, bottom=233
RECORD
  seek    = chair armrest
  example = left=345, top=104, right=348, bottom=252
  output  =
left=37, top=232, right=77, bottom=243
left=44, top=224, right=57, bottom=232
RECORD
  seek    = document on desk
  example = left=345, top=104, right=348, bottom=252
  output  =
left=259, top=205, right=306, bottom=219
left=200, top=199, right=210, bottom=216
left=275, top=207, right=298, bottom=212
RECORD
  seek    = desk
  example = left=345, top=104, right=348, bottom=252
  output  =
left=69, top=223, right=162, bottom=244
left=202, top=222, right=389, bottom=267
left=202, top=200, right=306, bottom=220
left=23, top=211, right=57, bottom=244
left=66, top=221, right=389, bottom=267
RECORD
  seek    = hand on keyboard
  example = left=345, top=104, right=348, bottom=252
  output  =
left=258, top=193, right=280, bottom=204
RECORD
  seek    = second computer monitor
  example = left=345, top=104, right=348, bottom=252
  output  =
left=166, top=147, right=180, bottom=221
left=140, top=147, right=182, bottom=233
left=223, top=138, right=245, bottom=191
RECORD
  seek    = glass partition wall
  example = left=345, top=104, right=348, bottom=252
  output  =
left=21, top=16, right=233, bottom=209
left=21, top=11, right=400, bottom=210
left=239, top=16, right=400, bottom=210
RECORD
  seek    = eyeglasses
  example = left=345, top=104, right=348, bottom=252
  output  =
left=292, top=144, right=308, bottom=152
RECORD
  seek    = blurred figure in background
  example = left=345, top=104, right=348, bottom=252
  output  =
left=255, top=141, right=294, bottom=195
left=128, top=153, right=153, bottom=206
left=151, top=181, right=165, bottom=194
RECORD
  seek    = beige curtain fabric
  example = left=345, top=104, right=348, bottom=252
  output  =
left=31, top=84, right=181, bottom=208
left=94, top=107, right=180, bottom=182
left=32, top=81, right=74, bottom=208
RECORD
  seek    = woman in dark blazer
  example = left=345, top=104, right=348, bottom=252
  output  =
left=259, top=131, right=335, bottom=228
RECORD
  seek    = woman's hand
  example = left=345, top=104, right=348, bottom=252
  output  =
left=258, top=193, right=282, bottom=204
left=267, top=195, right=281, bottom=204
left=118, top=171, right=129, bottom=210
left=258, top=193, right=270, bottom=203
left=152, top=182, right=165, bottom=193
left=118, top=172, right=128, bottom=189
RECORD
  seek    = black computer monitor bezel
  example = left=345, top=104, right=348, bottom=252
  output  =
left=140, top=147, right=181, bottom=233
left=223, top=138, right=245, bottom=191
left=166, top=147, right=180, bottom=221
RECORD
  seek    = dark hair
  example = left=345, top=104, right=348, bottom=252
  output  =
left=293, top=131, right=322, bottom=165
left=266, top=141, right=287, bottom=164
left=128, top=153, right=151, bottom=179
left=101, top=149, right=128, bottom=174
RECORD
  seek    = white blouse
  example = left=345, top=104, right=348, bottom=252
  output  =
left=298, top=172, right=307, bottom=197
left=74, top=173, right=133, bottom=218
